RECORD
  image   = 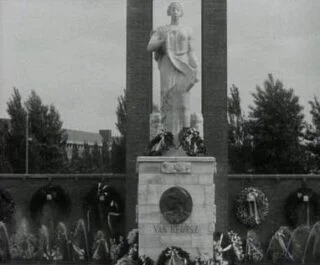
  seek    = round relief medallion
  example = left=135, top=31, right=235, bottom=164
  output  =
left=159, top=186, right=193, bottom=224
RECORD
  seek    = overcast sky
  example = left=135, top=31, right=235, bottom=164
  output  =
left=1, top=0, right=320, bottom=135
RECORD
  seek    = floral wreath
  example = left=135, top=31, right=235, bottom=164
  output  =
left=0, top=188, right=15, bottom=222
left=179, top=127, right=206, bottom=156
left=157, top=246, right=191, bottom=265
left=147, top=130, right=174, bottom=156
left=235, top=187, right=269, bottom=227
left=83, top=182, right=124, bottom=231
left=29, top=184, right=71, bottom=223
left=284, top=186, right=320, bottom=227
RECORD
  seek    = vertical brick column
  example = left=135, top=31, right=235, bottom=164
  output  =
left=202, top=0, right=228, bottom=231
left=126, top=0, right=153, bottom=232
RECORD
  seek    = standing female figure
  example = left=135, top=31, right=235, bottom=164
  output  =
left=147, top=2, right=198, bottom=141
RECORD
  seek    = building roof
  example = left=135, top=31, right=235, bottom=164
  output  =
left=65, top=129, right=103, bottom=146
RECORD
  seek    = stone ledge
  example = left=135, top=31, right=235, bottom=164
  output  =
left=137, top=156, right=216, bottom=163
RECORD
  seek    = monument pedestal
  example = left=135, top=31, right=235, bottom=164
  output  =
left=137, top=156, right=216, bottom=261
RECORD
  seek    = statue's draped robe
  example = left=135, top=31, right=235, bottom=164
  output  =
left=151, top=25, right=197, bottom=137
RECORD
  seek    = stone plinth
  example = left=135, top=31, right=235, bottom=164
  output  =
left=137, top=156, right=216, bottom=261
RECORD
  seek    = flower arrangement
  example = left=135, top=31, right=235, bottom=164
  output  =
left=213, top=233, right=232, bottom=265
left=235, top=187, right=269, bottom=227
left=9, top=218, right=37, bottom=260
left=127, top=228, right=139, bottom=246
left=266, top=226, right=293, bottom=263
left=110, top=236, right=129, bottom=262
left=179, top=127, right=206, bottom=156
left=0, top=188, right=15, bottom=222
left=227, top=230, right=244, bottom=262
left=83, top=182, right=123, bottom=236
left=284, top=186, right=320, bottom=227
left=147, top=130, right=174, bottom=156
left=138, top=255, right=154, bottom=265
left=157, top=246, right=191, bottom=265
left=245, top=230, right=264, bottom=263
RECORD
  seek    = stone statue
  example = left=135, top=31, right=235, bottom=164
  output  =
left=147, top=2, right=198, bottom=143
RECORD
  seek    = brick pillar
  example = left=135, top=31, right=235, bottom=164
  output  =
left=202, top=0, right=228, bottom=231
left=126, top=0, right=153, bottom=232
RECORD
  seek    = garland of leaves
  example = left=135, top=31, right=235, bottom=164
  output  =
left=147, top=130, right=174, bottom=156
left=157, top=246, right=191, bottom=265
left=29, top=184, right=71, bottom=223
left=0, top=188, right=15, bottom=222
left=179, top=127, right=206, bottom=156
left=284, top=186, right=320, bottom=227
left=235, top=187, right=269, bottom=227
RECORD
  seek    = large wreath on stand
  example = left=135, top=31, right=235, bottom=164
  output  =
left=284, top=186, right=320, bottom=227
left=157, top=247, right=191, bottom=265
left=83, top=182, right=124, bottom=260
left=29, top=184, right=71, bottom=223
left=83, top=182, right=124, bottom=231
left=235, top=187, right=269, bottom=227
left=0, top=188, right=15, bottom=222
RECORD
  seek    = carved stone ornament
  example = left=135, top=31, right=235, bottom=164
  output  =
left=161, top=162, right=191, bottom=174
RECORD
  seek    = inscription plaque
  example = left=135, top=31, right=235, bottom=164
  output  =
left=159, top=186, right=193, bottom=224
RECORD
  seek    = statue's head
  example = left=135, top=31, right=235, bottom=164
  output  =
left=167, top=2, right=183, bottom=18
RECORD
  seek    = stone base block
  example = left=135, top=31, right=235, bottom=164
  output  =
left=137, top=156, right=216, bottom=261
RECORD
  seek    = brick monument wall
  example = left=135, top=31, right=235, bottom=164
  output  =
left=126, top=0, right=153, bottom=232
left=202, top=0, right=228, bottom=231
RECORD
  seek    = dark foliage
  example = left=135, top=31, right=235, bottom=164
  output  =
left=249, top=74, right=306, bottom=173
left=111, top=138, right=126, bottom=173
left=228, top=85, right=253, bottom=173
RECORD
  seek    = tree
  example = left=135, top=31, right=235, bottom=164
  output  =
left=0, top=123, right=13, bottom=173
left=69, top=145, right=81, bottom=173
left=6, top=88, right=27, bottom=173
left=304, top=96, right=320, bottom=173
left=91, top=142, right=102, bottom=173
left=248, top=74, right=306, bottom=173
left=25, top=91, right=67, bottom=173
left=111, top=138, right=126, bottom=173
left=101, top=139, right=111, bottom=173
left=5, top=88, right=67, bottom=173
left=227, top=85, right=253, bottom=173
left=81, top=143, right=92, bottom=173
left=112, top=89, right=127, bottom=173
left=115, top=89, right=127, bottom=139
